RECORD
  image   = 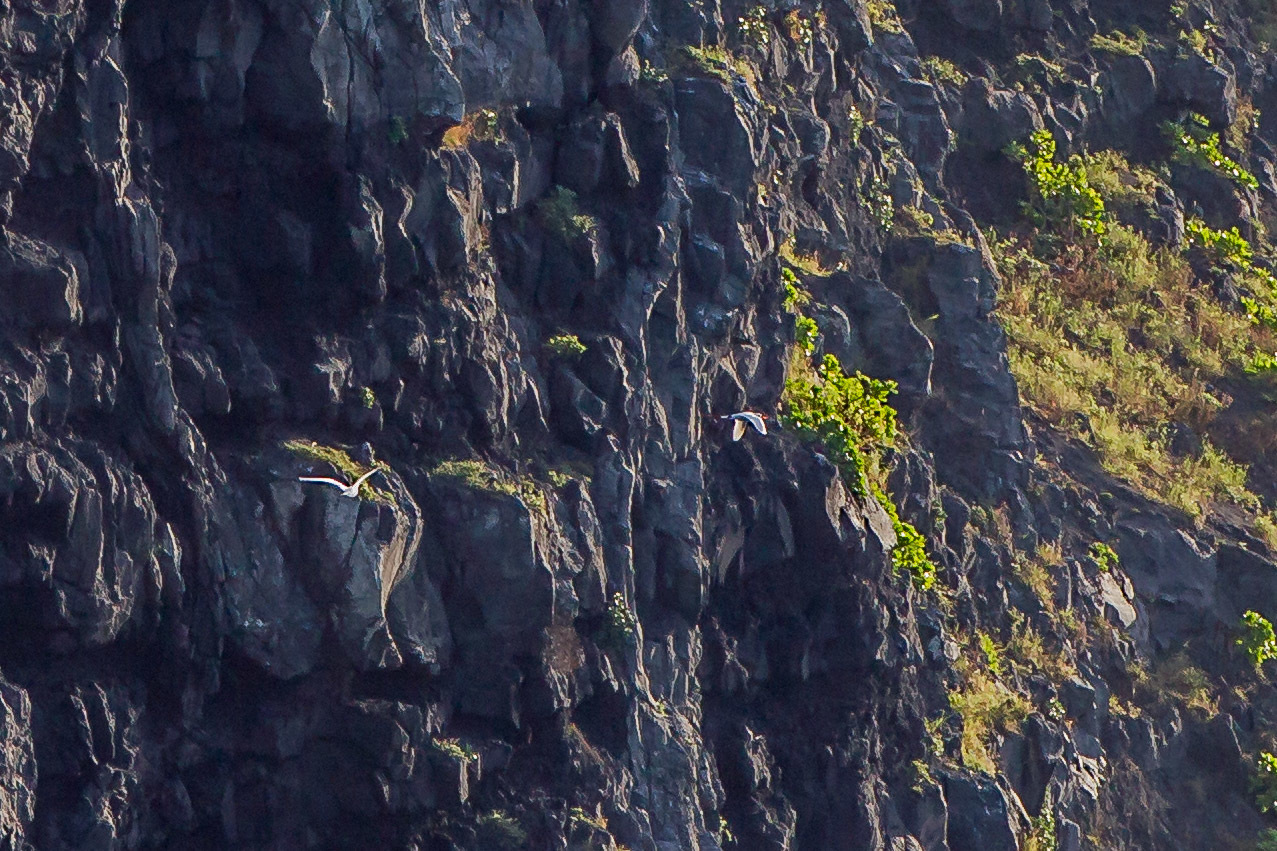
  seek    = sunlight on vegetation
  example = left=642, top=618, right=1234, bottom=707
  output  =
left=949, top=669, right=1031, bottom=775
left=282, top=439, right=393, bottom=504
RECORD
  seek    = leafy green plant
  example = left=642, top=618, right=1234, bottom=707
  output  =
left=979, top=631, right=1004, bottom=676
left=1024, top=796, right=1059, bottom=851
left=795, top=315, right=820, bottom=357
left=1090, top=30, right=1146, bottom=56
left=865, top=0, right=904, bottom=33
left=738, top=6, right=771, bottom=48
left=895, top=204, right=935, bottom=235
left=538, top=186, right=598, bottom=242
left=781, top=354, right=898, bottom=494
left=1089, top=542, right=1119, bottom=572
left=545, top=334, right=587, bottom=358
left=871, top=483, right=936, bottom=590
left=1184, top=217, right=1277, bottom=331
left=431, top=737, right=478, bottom=762
left=1238, top=610, right=1277, bottom=670
left=1255, top=752, right=1277, bottom=813
left=683, top=45, right=755, bottom=84
left=848, top=104, right=866, bottom=145
left=1258, top=828, right=1277, bottom=851
left=866, top=176, right=895, bottom=232
left=1008, top=130, right=1108, bottom=239
left=920, top=56, right=967, bottom=87
left=1166, top=113, right=1259, bottom=191
left=639, top=60, right=668, bottom=83
left=600, top=592, right=637, bottom=651
left=358, top=386, right=376, bottom=409
left=782, top=268, right=810, bottom=312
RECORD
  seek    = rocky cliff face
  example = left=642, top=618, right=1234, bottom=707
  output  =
left=1, top=0, right=1275, bottom=848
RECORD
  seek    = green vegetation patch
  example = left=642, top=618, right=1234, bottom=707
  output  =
left=682, top=45, right=756, bottom=85
left=430, top=459, right=547, bottom=512
left=993, top=226, right=1261, bottom=520
left=1256, top=752, right=1277, bottom=813
left=1090, top=30, right=1147, bottom=56
left=1165, top=112, right=1259, bottom=191
left=920, top=56, right=967, bottom=87
left=1007, top=129, right=1107, bottom=239
left=282, top=439, right=393, bottom=504
left=948, top=669, right=1031, bottom=775
left=545, top=333, right=587, bottom=358
left=1238, top=610, right=1277, bottom=670
left=538, top=186, right=598, bottom=242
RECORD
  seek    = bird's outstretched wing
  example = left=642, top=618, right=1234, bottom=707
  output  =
left=732, top=418, right=746, bottom=441
left=299, top=476, right=349, bottom=490
left=350, top=468, right=383, bottom=490
left=740, top=412, right=767, bottom=435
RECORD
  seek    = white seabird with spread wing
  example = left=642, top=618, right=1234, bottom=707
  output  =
left=298, top=467, right=384, bottom=498
left=720, top=411, right=768, bottom=441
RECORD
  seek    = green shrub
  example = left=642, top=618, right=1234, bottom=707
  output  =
left=865, top=0, right=904, bottom=33
left=738, top=6, right=771, bottom=47
left=794, top=315, right=820, bottom=357
left=1089, top=542, right=1119, bottom=571
left=873, top=483, right=936, bottom=590
left=1166, top=113, right=1259, bottom=191
left=1256, top=752, right=1277, bottom=813
left=978, top=631, right=1004, bottom=676
left=545, top=334, right=587, bottom=358
left=1184, top=217, right=1277, bottom=331
left=1007, top=130, right=1108, bottom=239
left=1024, top=797, right=1059, bottom=851
left=431, top=737, right=478, bottom=762
left=600, top=592, right=637, bottom=651
left=1238, top=610, right=1277, bottom=670
left=1090, top=30, right=1146, bottom=56
left=781, top=354, right=898, bottom=494
left=538, top=187, right=597, bottom=242
left=430, top=459, right=546, bottom=511
left=358, top=386, right=376, bottom=409
left=921, top=56, right=967, bottom=87
left=949, top=670, right=1030, bottom=774
left=683, top=45, right=755, bottom=84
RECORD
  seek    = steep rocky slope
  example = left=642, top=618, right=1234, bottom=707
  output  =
left=2, top=0, right=1277, bottom=848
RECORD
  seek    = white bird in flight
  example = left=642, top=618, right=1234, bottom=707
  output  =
left=720, top=411, right=768, bottom=441
left=298, top=468, right=384, bottom=498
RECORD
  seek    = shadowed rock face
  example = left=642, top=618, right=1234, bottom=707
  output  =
left=0, top=0, right=1272, bottom=847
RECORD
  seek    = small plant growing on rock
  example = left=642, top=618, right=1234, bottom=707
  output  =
left=873, top=483, right=936, bottom=590
left=431, top=737, right=478, bottom=762
left=682, top=45, right=756, bottom=85
left=738, top=6, right=771, bottom=48
left=781, top=354, right=898, bottom=493
left=781, top=268, right=810, bottom=312
left=1024, top=794, right=1059, bottom=851
left=794, top=315, right=820, bottom=357
left=545, top=334, right=587, bottom=358
left=1007, top=129, right=1108, bottom=239
left=538, top=186, right=597, bottom=242
left=600, top=592, right=638, bottom=650
left=1255, top=752, right=1277, bottom=813
left=978, top=631, right=1004, bottom=676
left=1165, top=112, right=1259, bottom=191
left=1089, top=541, right=1119, bottom=571
left=1089, top=30, right=1147, bottom=56
left=639, top=60, right=668, bottom=83
left=865, top=0, right=904, bottom=33
left=848, top=104, right=866, bottom=145
left=1238, top=610, right=1277, bottom=670
left=866, top=176, right=895, bottom=232
left=358, top=386, right=376, bottom=409
left=920, top=56, right=967, bottom=88
left=780, top=238, right=836, bottom=276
